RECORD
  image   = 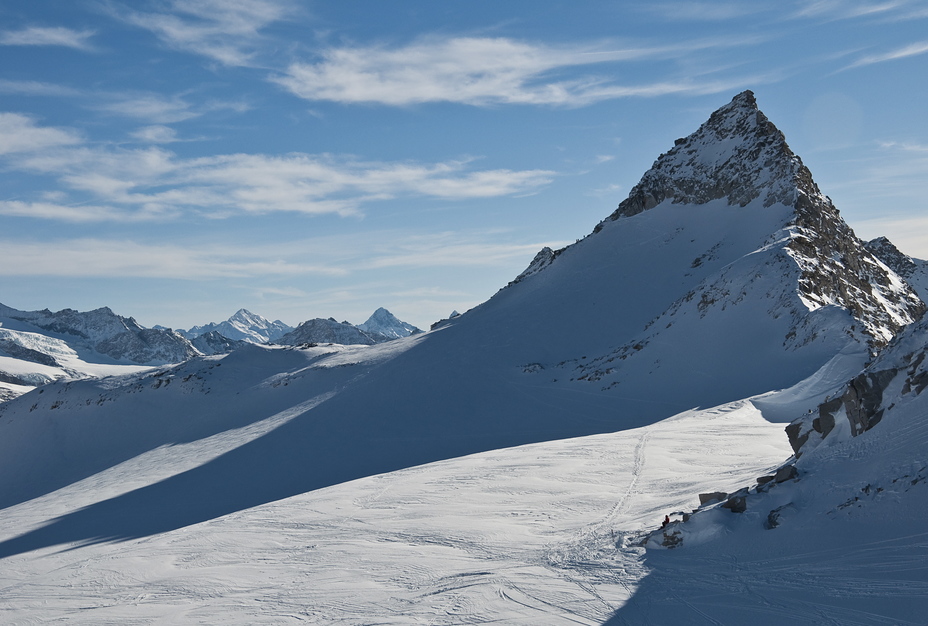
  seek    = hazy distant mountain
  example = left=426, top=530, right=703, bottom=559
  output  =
left=0, top=303, right=195, bottom=401
left=274, top=317, right=382, bottom=346
left=182, top=309, right=292, bottom=344
left=356, top=307, right=421, bottom=339
left=0, top=303, right=199, bottom=365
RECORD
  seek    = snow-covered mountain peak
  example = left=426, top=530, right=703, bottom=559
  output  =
left=574, top=91, right=925, bottom=348
left=599, top=90, right=803, bottom=224
left=182, top=309, right=292, bottom=344
left=229, top=309, right=262, bottom=326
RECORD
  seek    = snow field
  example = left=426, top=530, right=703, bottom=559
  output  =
left=0, top=401, right=790, bottom=624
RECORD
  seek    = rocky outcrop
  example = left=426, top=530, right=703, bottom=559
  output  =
left=506, top=246, right=560, bottom=287
left=865, top=236, right=918, bottom=279
left=0, top=337, right=60, bottom=367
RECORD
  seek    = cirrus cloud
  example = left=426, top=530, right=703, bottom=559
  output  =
left=0, top=26, right=95, bottom=50
left=0, top=114, right=555, bottom=222
left=272, top=36, right=770, bottom=107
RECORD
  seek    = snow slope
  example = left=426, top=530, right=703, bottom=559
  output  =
left=0, top=399, right=791, bottom=624
left=0, top=91, right=925, bottom=623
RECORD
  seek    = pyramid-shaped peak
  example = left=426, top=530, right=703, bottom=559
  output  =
left=600, top=91, right=804, bottom=223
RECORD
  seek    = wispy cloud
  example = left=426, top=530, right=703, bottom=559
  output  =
left=0, top=201, right=154, bottom=222
left=0, top=230, right=561, bottom=280
left=130, top=125, right=180, bottom=143
left=363, top=233, right=566, bottom=270
left=0, top=116, right=555, bottom=222
left=111, top=0, right=292, bottom=66
left=273, top=36, right=769, bottom=107
left=0, top=113, right=82, bottom=155
left=0, top=238, right=347, bottom=279
left=843, top=40, right=928, bottom=69
left=794, top=0, right=912, bottom=20
left=640, top=2, right=773, bottom=21
left=0, top=26, right=95, bottom=50
left=96, top=93, right=200, bottom=123
left=0, top=79, right=82, bottom=97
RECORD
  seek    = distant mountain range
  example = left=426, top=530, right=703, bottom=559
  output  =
left=0, top=304, right=420, bottom=402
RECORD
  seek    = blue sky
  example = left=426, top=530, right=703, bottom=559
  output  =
left=1, top=1, right=926, bottom=331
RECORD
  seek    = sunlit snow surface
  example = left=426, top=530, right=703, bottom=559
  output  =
left=0, top=399, right=791, bottom=624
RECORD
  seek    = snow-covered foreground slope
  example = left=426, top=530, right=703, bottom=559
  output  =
left=0, top=399, right=792, bottom=624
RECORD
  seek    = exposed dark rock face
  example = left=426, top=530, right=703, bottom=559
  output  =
left=96, top=328, right=199, bottom=364
left=507, top=246, right=559, bottom=287
left=788, top=315, right=928, bottom=456
left=866, top=236, right=918, bottom=279
left=698, top=491, right=728, bottom=505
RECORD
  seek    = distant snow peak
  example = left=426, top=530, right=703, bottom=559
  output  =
left=357, top=307, right=421, bottom=340
left=275, top=317, right=380, bottom=346
left=183, top=309, right=292, bottom=344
